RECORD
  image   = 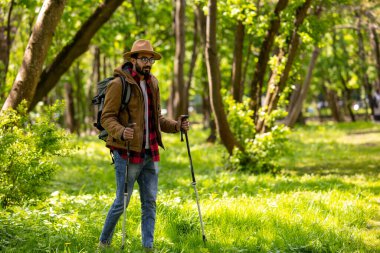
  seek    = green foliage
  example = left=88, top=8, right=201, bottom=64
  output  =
left=1, top=122, right=379, bottom=252
left=229, top=124, right=290, bottom=174
left=223, top=93, right=290, bottom=173
left=0, top=101, right=72, bottom=208
left=224, top=93, right=256, bottom=142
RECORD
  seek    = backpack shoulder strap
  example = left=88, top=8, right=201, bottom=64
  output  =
left=119, top=76, right=131, bottom=107
left=118, top=76, right=131, bottom=122
left=122, top=76, right=131, bottom=105
left=119, top=75, right=126, bottom=105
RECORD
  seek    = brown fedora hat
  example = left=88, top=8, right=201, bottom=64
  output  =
left=123, top=39, right=162, bottom=60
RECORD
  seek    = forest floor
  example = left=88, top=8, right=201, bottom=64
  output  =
left=1, top=121, right=379, bottom=252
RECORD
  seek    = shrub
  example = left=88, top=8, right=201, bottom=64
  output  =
left=224, top=94, right=289, bottom=173
left=0, top=101, right=71, bottom=208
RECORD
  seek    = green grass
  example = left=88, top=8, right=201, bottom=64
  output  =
left=1, top=122, right=380, bottom=252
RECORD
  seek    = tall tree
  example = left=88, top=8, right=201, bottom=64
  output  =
left=28, top=0, right=125, bottom=111
left=168, top=0, right=186, bottom=119
left=195, top=3, right=216, bottom=141
left=285, top=5, right=323, bottom=127
left=73, top=62, right=86, bottom=133
left=366, top=11, right=380, bottom=87
left=184, top=7, right=199, bottom=115
left=231, top=20, right=245, bottom=102
left=355, top=9, right=374, bottom=117
left=2, top=0, right=66, bottom=111
left=250, top=0, right=289, bottom=120
left=325, top=82, right=344, bottom=122
left=0, top=0, right=19, bottom=93
left=88, top=46, right=101, bottom=130
left=241, top=37, right=253, bottom=96
left=205, top=0, right=242, bottom=154
left=334, top=29, right=356, bottom=122
left=257, top=0, right=312, bottom=132
left=64, top=82, right=76, bottom=133
left=285, top=46, right=320, bottom=127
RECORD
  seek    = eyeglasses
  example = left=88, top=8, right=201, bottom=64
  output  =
left=136, top=57, right=155, bottom=64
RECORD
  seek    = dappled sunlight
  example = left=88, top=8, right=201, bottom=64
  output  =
left=202, top=190, right=376, bottom=252
left=2, top=123, right=380, bottom=252
left=339, top=131, right=380, bottom=145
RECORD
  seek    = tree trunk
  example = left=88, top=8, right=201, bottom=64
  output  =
left=184, top=7, right=199, bottom=115
left=285, top=46, right=320, bottom=127
left=369, top=23, right=380, bottom=88
left=195, top=4, right=206, bottom=45
left=168, top=0, right=186, bottom=119
left=64, top=82, right=76, bottom=133
left=257, top=0, right=312, bottom=133
left=0, top=0, right=18, bottom=93
left=205, top=0, right=242, bottom=155
left=325, top=84, right=343, bottom=122
left=73, top=62, right=85, bottom=134
left=195, top=3, right=215, bottom=140
left=285, top=6, right=323, bottom=127
left=340, top=79, right=356, bottom=122
left=287, top=83, right=301, bottom=122
left=88, top=46, right=101, bottom=131
left=202, top=65, right=216, bottom=142
left=334, top=29, right=356, bottom=122
left=241, top=37, right=253, bottom=98
left=250, top=0, right=289, bottom=120
left=365, top=11, right=380, bottom=88
left=103, top=55, right=107, bottom=80
left=28, top=0, right=125, bottom=111
left=1, top=0, right=66, bottom=111
left=356, top=10, right=374, bottom=117
left=167, top=0, right=176, bottom=118
left=231, top=20, right=245, bottom=102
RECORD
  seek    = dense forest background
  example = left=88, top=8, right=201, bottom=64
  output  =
left=1, top=0, right=379, bottom=137
left=1, top=0, right=380, bottom=175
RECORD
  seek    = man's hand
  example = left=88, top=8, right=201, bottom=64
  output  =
left=123, top=123, right=136, bottom=140
left=177, top=116, right=190, bottom=132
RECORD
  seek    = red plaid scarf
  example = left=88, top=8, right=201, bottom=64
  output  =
left=111, top=68, right=160, bottom=163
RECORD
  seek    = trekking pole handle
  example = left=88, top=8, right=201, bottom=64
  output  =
left=127, top=122, right=136, bottom=128
left=126, top=123, right=136, bottom=151
left=180, top=115, right=189, bottom=142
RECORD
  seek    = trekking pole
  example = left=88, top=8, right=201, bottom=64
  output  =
left=121, top=123, right=135, bottom=250
left=180, top=115, right=207, bottom=244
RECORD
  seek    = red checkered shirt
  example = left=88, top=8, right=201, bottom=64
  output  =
left=111, top=69, right=160, bottom=163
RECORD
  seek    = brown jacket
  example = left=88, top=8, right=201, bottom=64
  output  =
left=101, top=64, right=178, bottom=152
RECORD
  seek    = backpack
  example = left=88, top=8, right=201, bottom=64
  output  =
left=92, top=75, right=131, bottom=141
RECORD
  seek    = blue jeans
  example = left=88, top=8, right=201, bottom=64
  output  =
left=99, top=150, right=159, bottom=248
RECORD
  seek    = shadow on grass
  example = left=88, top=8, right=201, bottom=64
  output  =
left=51, top=148, right=380, bottom=202
left=285, top=135, right=380, bottom=177
left=291, top=161, right=380, bottom=177
left=195, top=169, right=380, bottom=198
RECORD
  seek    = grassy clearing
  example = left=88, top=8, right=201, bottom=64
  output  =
left=1, top=122, right=379, bottom=252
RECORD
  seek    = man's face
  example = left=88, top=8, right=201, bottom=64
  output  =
left=132, top=53, right=155, bottom=77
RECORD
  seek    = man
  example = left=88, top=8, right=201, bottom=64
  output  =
left=99, top=39, right=189, bottom=251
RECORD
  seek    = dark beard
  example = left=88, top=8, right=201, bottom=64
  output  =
left=136, top=64, right=151, bottom=79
